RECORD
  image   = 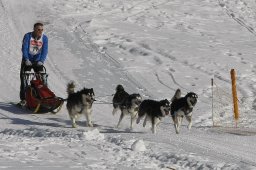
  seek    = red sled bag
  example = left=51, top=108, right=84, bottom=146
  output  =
left=25, top=79, right=64, bottom=113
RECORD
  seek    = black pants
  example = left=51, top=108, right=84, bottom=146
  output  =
left=19, top=61, right=44, bottom=100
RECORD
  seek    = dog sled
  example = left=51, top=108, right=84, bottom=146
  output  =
left=20, top=66, right=64, bottom=113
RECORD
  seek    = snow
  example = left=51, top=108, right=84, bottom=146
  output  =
left=131, top=140, right=146, bottom=152
left=0, top=0, right=256, bottom=169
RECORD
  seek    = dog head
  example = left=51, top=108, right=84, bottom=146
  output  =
left=185, top=92, right=198, bottom=106
left=160, top=99, right=171, bottom=116
left=81, top=88, right=95, bottom=104
left=132, top=93, right=143, bottom=105
left=130, top=93, right=142, bottom=107
left=115, top=84, right=125, bottom=92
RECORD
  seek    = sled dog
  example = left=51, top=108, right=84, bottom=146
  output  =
left=112, top=84, right=129, bottom=115
left=66, top=81, right=95, bottom=128
left=136, top=99, right=171, bottom=134
left=116, top=92, right=142, bottom=129
left=171, top=89, right=198, bottom=134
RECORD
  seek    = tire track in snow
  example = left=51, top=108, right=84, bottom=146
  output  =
left=218, top=0, right=256, bottom=36
left=176, top=132, right=256, bottom=168
left=122, top=0, right=172, bottom=21
left=75, top=23, right=155, bottom=98
left=154, top=72, right=182, bottom=91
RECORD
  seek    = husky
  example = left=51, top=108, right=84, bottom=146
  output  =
left=136, top=99, right=171, bottom=134
left=112, top=84, right=129, bottom=115
left=66, top=81, right=95, bottom=128
left=116, top=93, right=142, bottom=130
left=171, top=89, right=198, bottom=134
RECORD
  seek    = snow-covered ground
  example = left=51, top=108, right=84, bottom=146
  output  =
left=1, top=0, right=256, bottom=169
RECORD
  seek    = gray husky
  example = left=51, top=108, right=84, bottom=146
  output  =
left=66, top=81, right=95, bottom=128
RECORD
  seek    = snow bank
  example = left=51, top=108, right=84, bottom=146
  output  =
left=131, top=139, right=146, bottom=152
left=0, top=127, right=104, bottom=141
left=82, top=128, right=105, bottom=141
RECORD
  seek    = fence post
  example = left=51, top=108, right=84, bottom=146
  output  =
left=230, top=69, right=239, bottom=127
left=211, top=78, right=215, bottom=126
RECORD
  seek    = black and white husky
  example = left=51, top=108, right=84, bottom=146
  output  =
left=117, top=93, right=142, bottom=129
left=112, top=85, right=142, bottom=129
left=171, top=89, right=198, bottom=134
left=66, top=81, right=95, bottom=128
left=112, top=84, right=129, bottom=115
left=136, top=99, right=171, bottom=134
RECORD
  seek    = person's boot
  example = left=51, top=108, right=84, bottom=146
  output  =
left=17, top=100, right=26, bottom=107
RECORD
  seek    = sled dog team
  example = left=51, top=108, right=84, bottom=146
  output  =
left=66, top=82, right=198, bottom=134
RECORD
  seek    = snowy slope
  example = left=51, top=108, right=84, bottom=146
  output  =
left=0, top=0, right=256, bottom=169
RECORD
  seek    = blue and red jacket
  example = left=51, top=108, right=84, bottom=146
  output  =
left=21, top=32, right=48, bottom=63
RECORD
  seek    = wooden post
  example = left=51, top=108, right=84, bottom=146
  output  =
left=211, top=78, right=215, bottom=126
left=230, top=69, right=239, bottom=127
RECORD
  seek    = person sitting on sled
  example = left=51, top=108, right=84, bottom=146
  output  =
left=19, top=22, right=48, bottom=106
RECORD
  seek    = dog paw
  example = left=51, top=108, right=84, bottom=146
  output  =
left=87, top=122, right=93, bottom=127
left=72, top=124, right=77, bottom=128
left=151, top=128, right=156, bottom=134
left=136, top=118, right=140, bottom=124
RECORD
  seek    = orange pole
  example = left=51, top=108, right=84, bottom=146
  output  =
left=230, top=69, right=239, bottom=127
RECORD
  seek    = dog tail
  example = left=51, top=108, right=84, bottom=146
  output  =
left=67, top=81, right=75, bottom=95
left=171, top=89, right=181, bottom=102
left=115, top=84, right=125, bottom=92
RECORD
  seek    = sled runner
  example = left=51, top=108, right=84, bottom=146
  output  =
left=21, top=66, right=64, bottom=113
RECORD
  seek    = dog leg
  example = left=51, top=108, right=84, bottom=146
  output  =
left=136, top=116, right=141, bottom=124
left=151, top=118, right=157, bottom=134
left=143, top=115, right=148, bottom=127
left=177, top=116, right=183, bottom=134
left=175, top=110, right=185, bottom=134
left=71, top=117, right=77, bottom=128
left=137, top=112, right=146, bottom=124
left=153, top=118, right=161, bottom=134
left=173, top=113, right=179, bottom=134
left=85, top=110, right=93, bottom=127
left=175, top=117, right=180, bottom=134
left=112, top=107, right=119, bottom=116
left=155, top=118, right=161, bottom=127
left=186, top=115, right=192, bottom=130
left=117, top=112, right=124, bottom=128
left=175, top=115, right=181, bottom=134
left=130, top=113, right=137, bottom=130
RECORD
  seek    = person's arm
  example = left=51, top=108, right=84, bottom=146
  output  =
left=21, top=33, right=30, bottom=61
left=40, top=35, right=48, bottom=63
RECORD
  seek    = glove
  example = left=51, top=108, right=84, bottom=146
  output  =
left=37, top=61, right=43, bottom=66
left=25, top=60, right=32, bottom=66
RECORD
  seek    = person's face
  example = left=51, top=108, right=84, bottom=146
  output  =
left=33, top=25, right=43, bottom=37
